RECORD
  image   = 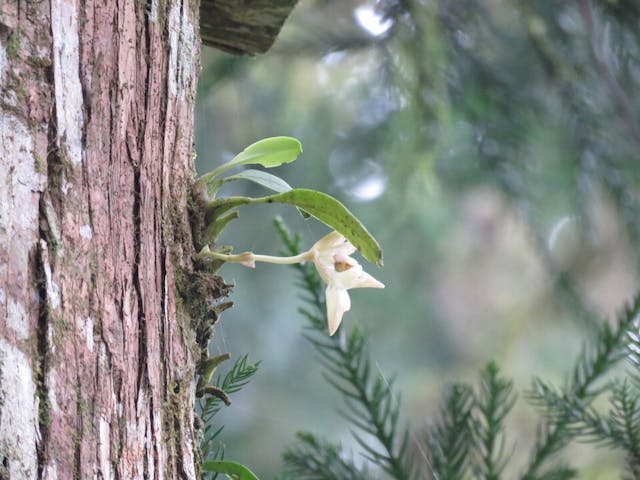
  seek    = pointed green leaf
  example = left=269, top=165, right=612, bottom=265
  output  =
left=219, top=170, right=311, bottom=218
left=204, top=189, right=383, bottom=265
left=263, top=189, right=383, bottom=265
left=201, top=169, right=292, bottom=199
left=223, top=169, right=293, bottom=193
left=229, top=136, right=302, bottom=169
left=203, top=137, right=303, bottom=181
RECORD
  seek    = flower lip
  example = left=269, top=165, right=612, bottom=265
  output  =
left=333, top=252, right=356, bottom=272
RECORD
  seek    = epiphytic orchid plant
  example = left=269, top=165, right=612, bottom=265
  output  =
left=197, top=136, right=384, bottom=335
left=196, top=137, right=384, bottom=479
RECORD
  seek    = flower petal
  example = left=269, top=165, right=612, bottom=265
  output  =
left=313, top=230, right=344, bottom=249
left=349, top=270, right=385, bottom=289
left=313, top=255, right=335, bottom=284
left=332, top=263, right=364, bottom=289
left=326, top=285, right=351, bottom=336
left=313, top=230, right=356, bottom=256
left=330, top=262, right=384, bottom=290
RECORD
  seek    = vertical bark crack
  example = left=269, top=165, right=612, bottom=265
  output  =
left=74, top=370, right=82, bottom=479
left=34, top=221, right=51, bottom=477
left=132, top=166, right=150, bottom=478
left=132, top=167, right=146, bottom=382
left=32, top=48, right=60, bottom=475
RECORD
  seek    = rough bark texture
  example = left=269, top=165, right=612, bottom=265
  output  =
left=200, top=0, right=298, bottom=54
left=0, top=0, right=215, bottom=478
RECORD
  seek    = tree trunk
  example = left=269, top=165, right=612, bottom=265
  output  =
left=0, top=0, right=209, bottom=477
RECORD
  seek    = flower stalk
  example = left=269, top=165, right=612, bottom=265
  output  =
left=202, top=250, right=314, bottom=268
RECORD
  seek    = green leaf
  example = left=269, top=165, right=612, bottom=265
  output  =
left=222, top=169, right=293, bottom=193
left=229, top=137, right=302, bottom=168
left=219, top=170, right=310, bottom=218
left=202, top=460, right=260, bottom=480
left=205, top=189, right=383, bottom=265
left=203, top=137, right=303, bottom=180
left=261, top=189, right=383, bottom=266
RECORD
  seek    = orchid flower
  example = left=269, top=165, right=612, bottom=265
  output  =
left=308, top=231, right=384, bottom=334
left=206, top=231, right=384, bottom=335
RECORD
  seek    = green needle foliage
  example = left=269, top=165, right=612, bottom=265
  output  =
left=575, top=379, right=640, bottom=478
left=275, top=219, right=640, bottom=479
left=193, top=1, right=640, bottom=477
left=425, top=363, right=517, bottom=480
left=524, top=295, right=640, bottom=479
left=275, top=218, right=414, bottom=480
left=199, top=354, right=260, bottom=477
left=426, top=383, right=474, bottom=479
left=281, top=432, right=373, bottom=480
left=473, top=362, right=516, bottom=480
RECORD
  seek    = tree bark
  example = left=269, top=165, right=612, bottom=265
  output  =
left=0, top=0, right=214, bottom=478
left=199, top=0, right=298, bottom=54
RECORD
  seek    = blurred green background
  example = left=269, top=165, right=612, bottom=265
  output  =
left=195, top=1, right=640, bottom=477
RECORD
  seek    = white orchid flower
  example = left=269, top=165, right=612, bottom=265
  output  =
left=206, top=230, right=384, bottom=335
left=309, top=231, right=384, bottom=335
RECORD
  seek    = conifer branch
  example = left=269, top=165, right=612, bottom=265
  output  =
left=522, top=294, right=640, bottom=479
left=473, top=362, right=516, bottom=480
left=275, top=218, right=415, bottom=480
left=426, top=383, right=474, bottom=479
left=199, top=355, right=261, bottom=464
left=537, top=321, right=640, bottom=479
left=580, top=379, right=640, bottom=476
left=533, top=467, right=577, bottom=480
left=282, top=432, right=373, bottom=480
left=275, top=218, right=640, bottom=479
